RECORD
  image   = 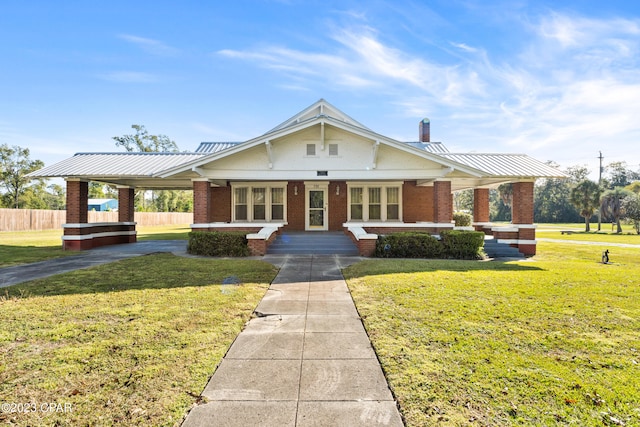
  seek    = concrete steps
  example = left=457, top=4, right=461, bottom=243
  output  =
left=267, top=232, right=360, bottom=255
left=483, top=238, right=525, bottom=259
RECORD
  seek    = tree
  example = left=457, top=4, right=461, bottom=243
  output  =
left=622, top=193, right=640, bottom=234
left=0, top=144, right=45, bottom=208
left=624, top=181, right=640, bottom=194
left=604, top=161, right=640, bottom=189
left=113, top=124, right=179, bottom=153
left=569, top=180, right=601, bottom=231
left=600, top=188, right=632, bottom=233
left=533, top=163, right=585, bottom=223
left=112, top=125, right=191, bottom=212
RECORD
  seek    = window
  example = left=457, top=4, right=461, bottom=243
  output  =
left=350, top=188, right=363, bottom=220
left=235, top=187, right=248, bottom=221
left=348, top=183, right=402, bottom=222
left=232, top=183, right=287, bottom=222
left=329, top=143, right=338, bottom=156
left=368, top=188, right=381, bottom=220
left=253, top=188, right=266, bottom=220
left=387, top=187, right=399, bottom=220
left=271, top=188, right=284, bottom=220
left=306, top=144, right=316, bottom=156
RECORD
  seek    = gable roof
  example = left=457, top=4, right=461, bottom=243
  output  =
left=267, top=99, right=371, bottom=133
left=28, top=99, right=566, bottom=188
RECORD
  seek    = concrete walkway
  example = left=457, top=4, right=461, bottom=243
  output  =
left=182, top=255, right=404, bottom=427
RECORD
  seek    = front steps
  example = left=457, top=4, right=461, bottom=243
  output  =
left=483, top=238, right=525, bottom=259
left=267, top=232, right=360, bottom=256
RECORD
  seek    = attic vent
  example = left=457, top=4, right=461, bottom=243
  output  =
left=329, top=144, right=338, bottom=156
left=306, top=144, right=316, bottom=156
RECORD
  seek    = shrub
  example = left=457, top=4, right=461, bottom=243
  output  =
left=187, top=231, right=250, bottom=257
left=453, top=212, right=472, bottom=227
left=375, top=232, right=443, bottom=258
left=440, top=230, right=485, bottom=259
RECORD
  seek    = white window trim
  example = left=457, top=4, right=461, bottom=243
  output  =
left=347, top=182, right=403, bottom=222
left=231, top=182, right=288, bottom=223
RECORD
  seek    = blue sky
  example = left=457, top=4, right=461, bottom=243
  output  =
left=2, top=0, right=639, bottom=180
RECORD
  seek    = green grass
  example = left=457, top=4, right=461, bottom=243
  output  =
left=137, top=224, right=190, bottom=241
left=0, top=225, right=190, bottom=267
left=537, top=222, right=637, bottom=234
left=0, top=254, right=277, bottom=426
left=0, top=229, right=72, bottom=267
left=344, top=241, right=640, bottom=426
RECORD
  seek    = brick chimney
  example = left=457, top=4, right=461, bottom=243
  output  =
left=419, top=118, right=430, bottom=142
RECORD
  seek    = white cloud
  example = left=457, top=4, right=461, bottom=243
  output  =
left=118, top=34, right=179, bottom=56
left=216, top=11, right=640, bottom=173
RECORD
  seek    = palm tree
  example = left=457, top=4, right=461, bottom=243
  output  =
left=569, top=180, right=601, bottom=232
left=600, top=188, right=632, bottom=234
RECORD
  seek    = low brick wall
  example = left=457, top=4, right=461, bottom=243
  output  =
left=62, top=222, right=137, bottom=250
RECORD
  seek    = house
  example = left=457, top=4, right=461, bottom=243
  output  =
left=28, top=99, right=564, bottom=255
left=88, top=198, right=118, bottom=212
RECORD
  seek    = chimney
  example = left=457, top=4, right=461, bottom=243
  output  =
left=419, top=118, right=430, bottom=142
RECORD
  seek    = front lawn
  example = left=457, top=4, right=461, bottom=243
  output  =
left=0, top=225, right=190, bottom=267
left=0, top=254, right=277, bottom=426
left=344, top=241, right=640, bottom=426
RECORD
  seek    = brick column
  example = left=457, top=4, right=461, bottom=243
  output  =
left=118, top=186, right=135, bottom=223
left=512, top=181, right=536, bottom=256
left=433, top=180, right=452, bottom=223
left=193, top=180, right=213, bottom=224
left=512, top=182, right=534, bottom=224
left=473, top=188, right=490, bottom=223
left=66, top=179, right=88, bottom=223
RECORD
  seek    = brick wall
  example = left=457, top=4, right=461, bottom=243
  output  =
left=473, top=188, right=490, bottom=223
left=66, top=180, right=88, bottom=223
left=402, top=181, right=433, bottom=222
left=512, top=182, right=534, bottom=224
left=433, top=180, right=452, bottom=223
left=193, top=181, right=212, bottom=224
left=118, top=187, right=135, bottom=223
left=286, top=181, right=305, bottom=230
left=329, top=181, right=347, bottom=231
left=211, top=186, right=231, bottom=222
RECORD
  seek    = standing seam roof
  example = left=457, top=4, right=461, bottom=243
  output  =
left=27, top=152, right=206, bottom=177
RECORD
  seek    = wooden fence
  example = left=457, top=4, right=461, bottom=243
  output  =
left=0, top=209, right=193, bottom=232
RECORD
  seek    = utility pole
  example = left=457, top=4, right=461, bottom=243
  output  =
left=597, top=151, right=604, bottom=231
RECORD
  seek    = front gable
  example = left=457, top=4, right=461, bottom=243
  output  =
left=183, top=121, right=464, bottom=182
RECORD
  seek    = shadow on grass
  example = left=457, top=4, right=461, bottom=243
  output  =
left=2, top=253, right=278, bottom=299
left=343, top=258, right=543, bottom=280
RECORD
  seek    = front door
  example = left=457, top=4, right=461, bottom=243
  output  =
left=306, top=186, right=328, bottom=230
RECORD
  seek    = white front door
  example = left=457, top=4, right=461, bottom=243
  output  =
left=305, top=185, right=328, bottom=230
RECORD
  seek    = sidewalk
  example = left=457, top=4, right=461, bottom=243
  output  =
left=182, top=255, right=404, bottom=427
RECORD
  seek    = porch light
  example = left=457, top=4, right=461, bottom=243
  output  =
left=294, top=185, right=298, bottom=196
left=336, top=185, right=340, bottom=196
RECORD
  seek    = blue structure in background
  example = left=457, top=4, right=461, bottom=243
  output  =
left=87, top=198, right=118, bottom=211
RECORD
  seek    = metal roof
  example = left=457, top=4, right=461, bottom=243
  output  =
left=437, top=153, right=566, bottom=177
left=27, top=152, right=206, bottom=178
left=195, top=142, right=241, bottom=153
left=404, top=142, right=450, bottom=153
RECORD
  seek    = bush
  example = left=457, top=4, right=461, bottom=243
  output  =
left=375, top=232, right=444, bottom=258
left=187, top=231, right=250, bottom=257
left=440, top=230, right=484, bottom=259
left=453, top=212, right=472, bottom=227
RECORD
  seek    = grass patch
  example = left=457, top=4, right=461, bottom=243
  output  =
left=0, top=254, right=277, bottom=426
left=537, top=230, right=640, bottom=245
left=0, top=225, right=191, bottom=267
left=137, top=225, right=190, bottom=241
left=0, top=230, right=72, bottom=268
left=344, top=241, right=640, bottom=426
